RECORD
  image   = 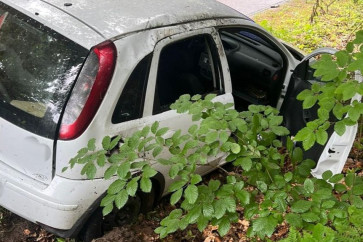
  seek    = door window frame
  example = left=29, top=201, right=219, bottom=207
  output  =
left=143, top=27, right=231, bottom=117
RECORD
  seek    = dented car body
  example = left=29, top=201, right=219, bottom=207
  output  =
left=0, top=0, right=358, bottom=239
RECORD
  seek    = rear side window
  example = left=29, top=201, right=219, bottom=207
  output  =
left=112, top=54, right=151, bottom=123
left=153, top=35, right=223, bottom=114
left=0, top=3, right=88, bottom=138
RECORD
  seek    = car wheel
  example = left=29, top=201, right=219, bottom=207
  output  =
left=78, top=186, right=156, bottom=242
left=78, top=207, right=104, bottom=242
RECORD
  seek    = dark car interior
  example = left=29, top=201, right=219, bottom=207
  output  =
left=219, top=29, right=287, bottom=111
left=153, top=35, right=221, bottom=114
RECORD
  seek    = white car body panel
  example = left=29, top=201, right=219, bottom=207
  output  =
left=0, top=119, right=53, bottom=184
left=0, top=0, right=358, bottom=236
left=40, top=0, right=244, bottom=40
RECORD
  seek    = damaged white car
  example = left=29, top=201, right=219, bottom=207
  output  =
left=0, top=0, right=358, bottom=240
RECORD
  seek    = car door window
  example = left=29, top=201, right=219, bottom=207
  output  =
left=153, top=34, right=223, bottom=114
left=112, top=54, right=151, bottom=123
left=219, top=28, right=286, bottom=111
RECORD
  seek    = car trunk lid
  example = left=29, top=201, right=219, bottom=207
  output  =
left=0, top=3, right=88, bottom=184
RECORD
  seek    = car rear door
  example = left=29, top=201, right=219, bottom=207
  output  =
left=142, top=28, right=234, bottom=188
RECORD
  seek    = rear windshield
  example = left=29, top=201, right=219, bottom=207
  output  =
left=0, top=3, right=88, bottom=138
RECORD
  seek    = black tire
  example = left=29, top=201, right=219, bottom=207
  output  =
left=78, top=186, right=156, bottom=242
left=78, top=207, right=104, bottom=242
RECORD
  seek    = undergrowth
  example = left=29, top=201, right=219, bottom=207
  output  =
left=254, top=0, right=363, bottom=52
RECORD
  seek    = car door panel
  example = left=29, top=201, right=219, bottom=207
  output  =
left=281, top=50, right=361, bottom=177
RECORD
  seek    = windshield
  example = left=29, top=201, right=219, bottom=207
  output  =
left=0, top=3, right=88, bottom=138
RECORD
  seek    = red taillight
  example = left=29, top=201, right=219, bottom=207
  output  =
left=59, top=41, right=116, bottom=140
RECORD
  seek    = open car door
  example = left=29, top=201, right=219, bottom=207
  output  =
left=280, top=48, right=362, bottom=177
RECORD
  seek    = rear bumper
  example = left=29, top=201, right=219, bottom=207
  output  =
left=0, top=161, right=112, bottom=235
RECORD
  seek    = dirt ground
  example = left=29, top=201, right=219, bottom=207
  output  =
left=1, top=133, right=362, bottom=242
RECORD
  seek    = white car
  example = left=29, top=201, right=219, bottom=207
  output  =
left=0, top=0, right=358, bottom=240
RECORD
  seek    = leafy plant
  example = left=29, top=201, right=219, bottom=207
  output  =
left=65, top=92, right=363, bottom=240
left=294, top=30, right=363, bottom=149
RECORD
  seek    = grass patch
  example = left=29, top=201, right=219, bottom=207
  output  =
left=254, top=0, right=363, bottom=52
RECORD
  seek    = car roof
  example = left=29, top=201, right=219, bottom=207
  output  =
left=41, top=0, right=247, bottom=39
left=4, top=0, right=247, bottom=48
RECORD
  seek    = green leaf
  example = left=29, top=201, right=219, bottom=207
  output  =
left=126, top=177, right=139, bottom=196
left=87, top=138, right=96, bottom=151
left=322, top=200, right=335, bottom=209
left=140, top=177, right=152, bottom=192
left=345, top=173, right=354, bottom=187
left=205, top=131, right=218, bottom=144
left=219, top=131, right=229, bottom=143
left=301, top=212, right=319, bottom=222
left=102, top=203, right=114, bottom=216
left=291, top=200, right=312, bottom=213
left=316, top=129, right=328, bottom=145
left=114, top=190, right=128, bottom=209
left=191, top=174, right=202, bottom=185
left=152, top=146, right=163, bottom=158
left=85, top=163, right=97, bottom=179
left=169, top=180, right=187, bottom=192
left=143, top=165, right=157, bottom=178
left=156, top=127, right=169, bottom=137
left=303, top=95, right=318, bottom=109
left=169, top=164, right=181, bottom=178
left=292, top=147, right=303, bottom=163
left=209, top=180, right=221, bottom=191
left=334, top=183, right=347, bottom=193
left=97, top=154, right=106, bottom=167
left=205, top=93, right=217, bottom=101
left=141, top=126, right=150, bottom=137
left=303, top=133, right=316, bottom=151
left=270, top=126, right=289, bottom=136
left=322, top=170, right=333, bottom=181
left=197, top=216, right=209, bottom=232
left=109, top=136, right=122, bottom=150
left=224, top=197, right=236, bottom=212
left=218, top=217, right=231, bottom=237
left=352, top=184, right=363, bottom=196
left=117, top=162, right=131, bottom=178
left=100, top=194, right=115, bottom=207
left=203, top=203, right=214, bottom=217
left=108, top=179, right=126, bottom=195
left=256, top=181, right=268, bottom=193
left=230, top=143, right=241, bottom=154
left=304, top=179, right=314, bottom=193
left=234, top=157, right=252, bottom=171
left=329, top=174, right=344, bottom=183
left=213, top=199, right=226, bottom=219
left=191, top=94, right=202, bottom=101
left=188, top=125, right=198, bottom=135
left=104, top=165, right=117, bottom=179
left=275, top=197, right=287, bottom=212
left=285, top=213, right=303, bottom=228
left=151, top=122, right=159, bottom=134
left=170, top=189, right=183, bottom=205
left=335, top=50, right=349, bottom=67
left=284, top=172, right=293, bottom=182
left=297, top=89, right=313, bottom=101
left=252, top=216, right=278, bottom=237
left=184, top=185, right=198, bottom=204
left=102, top=136, right=111, bottom=150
